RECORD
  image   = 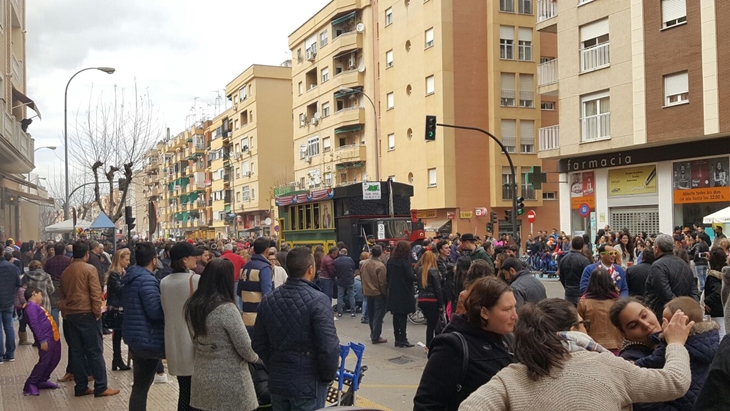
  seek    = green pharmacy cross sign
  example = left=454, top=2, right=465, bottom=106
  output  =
left=526, top=166, right=548, bottom=190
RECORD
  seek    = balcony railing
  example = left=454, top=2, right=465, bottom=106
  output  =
left=538, top=125, right=560, bottom=151
left=274, top=183, right=298, bottom=197
left=538, top=59, right=558, bottom=86
left=581, top=113, right=611, bottom=142
left=580, top=42, right=610, bottom=73
left=537, top=0, right=557, bottom=23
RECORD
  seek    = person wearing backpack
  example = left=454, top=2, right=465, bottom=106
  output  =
left=413, top=277, right=517, bottom=411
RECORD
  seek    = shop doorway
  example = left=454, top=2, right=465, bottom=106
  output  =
left=610, top=207, right=660, bottom=236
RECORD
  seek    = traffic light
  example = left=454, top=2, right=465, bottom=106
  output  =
left=125, top=206, right=136, bottom=231
left=516, top=196, right=525, bottom=215
left=486, top=223, right=493, bottom=233
left=425, top=115, right=437, bottom=141
left=505, top=209, right=512, bottom=221
left=490, top=211, right=497, bottom=225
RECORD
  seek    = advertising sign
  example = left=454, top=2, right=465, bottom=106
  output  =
left=362, top=182, right=382, bottom=200
left=608, top=165, right=657, bottom=197
left=416, top=209, right=437, bottom=219
left=459, top=211, right=473, bottom=219
left=673, top=157, right=730, bottom=204
left=475, top=207, right=487, bottom=217
left=570, top=171, right=595, bottom=209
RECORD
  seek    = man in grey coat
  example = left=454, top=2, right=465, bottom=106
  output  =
left=499, top=257, right=547, bottom=309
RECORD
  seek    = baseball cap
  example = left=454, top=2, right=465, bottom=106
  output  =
left=170, top=242, right=203, bottom=261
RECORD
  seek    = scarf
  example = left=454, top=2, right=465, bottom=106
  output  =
left=557, top=331, right=609, bottom=354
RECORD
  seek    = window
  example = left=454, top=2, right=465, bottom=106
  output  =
left=500, top=73, right=515, bottom=107
left=581, top=91, right=611, bottom=142
left=520, top=120, right=535, bottom=153
left=518, top=28, right=533, bottom=61
left=385, top=7, right=393, bottom=25
left=242, top=161, right=250, bottom=176
left=519, top=74, right=534, bottom=108
left=297, top=48, right=302, bottom=63
left=518, top=0, right=533, bottom=14
left=387, top=92, right=394, bottom=109
left=386, top=50, right=394, bottom=68
left=242, top=186, right=250, bottom=202
left=298, top=82, right=303, bottom=95
left=500, top=0, right=514, bottom=12
left=321, top=67, right=329, bottom=83
left=501, top=119, right=517, bottom=153
left=580, top=19, right=610, bottom=72
left=521, top=172, right=536, bottom=200
left=426, top=75, right=435, bottom=95
left=320, top=30, right=328, bottom=47
left=542, top=191, right=557, bottom=200
left=323, top=137, right=331, bottom=152
left=239, top=86, right=247, bottom=102
left=662, top=0, right=686, bottom=28
left=500, top=26, right=514, bottom=60
left=541, top=101, right=556, bottom=110
left=324, top=172, right=333, bottom=187
left=307, top=137, right=320, bottom=156
left=502, top=167, right=515, bottom=200
left=425, top=28, right=434, bottom=48
left=388, top=133, right=395, bottom=150
left=664, top=71, right=689, bottom=106
left=299, top=113, right=306, bottom=127
left=428, top=168, right=437, bottom=187
left=322, top=102, right=330, bottom=117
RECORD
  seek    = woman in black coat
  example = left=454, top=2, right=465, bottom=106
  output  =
left=387, top=241, right=417, bottom=347
left=414, top=277, right=517, bottom=411
left=106, top=248, right=131, bottom=371
left=704, top=248, right=726, bottom=332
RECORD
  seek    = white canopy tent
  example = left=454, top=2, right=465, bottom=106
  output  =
left=44, top=219, right=93, bottom=233
left=703, top=206, right=730, bottom=225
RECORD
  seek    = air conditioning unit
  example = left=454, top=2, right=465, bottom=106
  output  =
left=242, top=145, right=249, bottom=152
left=300, top=115, right=307, bottom=127
left=244, top=171, right=251, bottom=177
left=232, top=152, right=241, bottom=160
left=306, top=49, right=317, bottom=61
left=311, top=116, right=319, bottom=126
left=348, top=55, right=357, bottom=69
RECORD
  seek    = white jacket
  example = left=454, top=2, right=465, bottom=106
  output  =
left=160, top=270, right=200, bottom=376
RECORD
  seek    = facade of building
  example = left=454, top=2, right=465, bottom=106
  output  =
left=537, top=0, right=730, bottom=238
left=287, top=0, right=560, bottom=238
left=0, top=0, right=52, bottom=242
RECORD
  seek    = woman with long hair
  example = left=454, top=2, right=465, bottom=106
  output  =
left=577, top=268, right=622, bottom=354
left=105, top=249, right=131, bottom=371
left=460, top=298, right=695, bottom=410
left=614, top=233, right=635, bottom=270
left=185, top=259, right=260, bottom=411
left=416, top=251, right=442, bottom=349
left=455, top=260, right=494, bottom=315
left=703, top=247, right=726, bottom=338
left=452, top=256, right=473, bottom=307
left=386, top=241, right=418, bottom=347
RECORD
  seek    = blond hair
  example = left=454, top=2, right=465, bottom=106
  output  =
left=419, top=250, right=438, bottom=289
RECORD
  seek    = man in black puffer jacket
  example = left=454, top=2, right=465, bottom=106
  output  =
left=645, top=234, right=700, bottom=319
left=253, top=247, right=339, bottom=411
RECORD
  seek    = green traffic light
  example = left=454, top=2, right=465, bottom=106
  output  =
left=517, top=209, right=524, bottom=215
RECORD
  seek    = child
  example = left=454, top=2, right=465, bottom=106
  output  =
left=634, top=296, right=719, bottom=410
left=21, top=288, right=61, bottom=396
left=577, top=268, right=623, bottom=354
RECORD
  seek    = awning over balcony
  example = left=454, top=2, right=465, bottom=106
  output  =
left=333, top=87, right=362, bottom=99
left=12, top=88, right=41, bottom=119
left=335, top=125, right=362, bottom=134
left=331, top=11, right=356, bottom=26
left=4, top=187, right=54, bottom=205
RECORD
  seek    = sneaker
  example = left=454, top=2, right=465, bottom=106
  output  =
left=361, top=318, right=368, bottom=324
left=154, top=373, right=168, bottom=384
left=337, top=313, right=343, bottom=318
left=3, top=357, right=14, bottom=362
left=0, top=359, right=4, bottom=365
left=351, top=313, right=356, bottom=318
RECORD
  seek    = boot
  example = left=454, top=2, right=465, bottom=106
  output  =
left=112, top=357, right=131, bottom=371
left=23, top=383, right=39, bottom=396
left=18, top=332, right=32, bottom=346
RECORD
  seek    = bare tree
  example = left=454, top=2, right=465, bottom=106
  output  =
left=67, top=82, right=161, bottom=223
left=39, top=204, right=61, bottom=235
left=45, top=166, right=97, bottom=221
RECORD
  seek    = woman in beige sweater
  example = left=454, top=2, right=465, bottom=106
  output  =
left=459, top=298, right=694, bottom=411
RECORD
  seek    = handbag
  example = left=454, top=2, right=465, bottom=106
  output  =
left=102, top=308, right=124, bottom=329
left=434, top=311, right=448, bottom=335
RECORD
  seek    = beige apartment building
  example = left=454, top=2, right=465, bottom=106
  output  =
left=537, top=0, right=730, bottom=239
left=0, top=0, right=52, bottom=242
left=288, top=0, right=560, bottom=236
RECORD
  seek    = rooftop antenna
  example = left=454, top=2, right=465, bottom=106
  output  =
left=211, top=90, right=222, bottom=116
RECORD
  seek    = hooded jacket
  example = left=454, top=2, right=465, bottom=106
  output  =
left=121, top=265, right=165, bottom=357
left=467, top=247, right=495, bottom=271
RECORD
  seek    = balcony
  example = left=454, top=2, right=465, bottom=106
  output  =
left=580, top=43, right=610, bottom=73
left=538, top=58, right=559, bottom=95
left=581, top=113, right=611, bottom=142
left=331, top=31, right=362, bottom=55
left=538, top=125, right=560, bottom=151
left=11, top=54, right=23, bottom=88
left=0, top=106, right=35, bottom=173
left=274, top=183, right=298, bottom=197
left=333, top=106, right=366, bottom=127
left=334, top=144, right=367, bottom=164
left=536, top=0, right=557, bottom=32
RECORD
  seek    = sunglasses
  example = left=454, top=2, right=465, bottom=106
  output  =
left=601, top=251, right=618, bottom=256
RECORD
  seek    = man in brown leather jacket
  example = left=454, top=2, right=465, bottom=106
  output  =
left=360, top=245, right=388, bottom=344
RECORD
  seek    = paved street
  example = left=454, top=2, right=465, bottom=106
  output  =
left=0, top=278, right=564, bottom=411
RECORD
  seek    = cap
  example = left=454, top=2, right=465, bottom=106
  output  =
left=170, top=242, right=203, bottom=261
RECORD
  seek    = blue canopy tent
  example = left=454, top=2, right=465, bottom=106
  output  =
left=90, top=212, right=118, bottom=253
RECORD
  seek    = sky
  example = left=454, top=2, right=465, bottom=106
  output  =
left=26, top=0, right=331, bottom=190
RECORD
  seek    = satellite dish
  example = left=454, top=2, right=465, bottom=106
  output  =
left=356, top=23, right=365, bottom=33
left=264, top=217, right=272, bottom=225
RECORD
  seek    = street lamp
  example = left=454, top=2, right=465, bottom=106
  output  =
left=338, top=87, right=380, bottom=181
left=35, top=146, right=57, bottom=152
left=64, top=67, right=115, bottom=221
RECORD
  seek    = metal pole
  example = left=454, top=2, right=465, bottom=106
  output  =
left=352, top=91, right=379, bottom=181
left=436, top=123, right=519, bottom=235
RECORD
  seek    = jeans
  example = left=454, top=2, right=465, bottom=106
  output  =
left=419, top=301, right=440, bottom=348
left=63, top=313, right=107, bottom=396
left=337, top=285, right=355, bottom=315
left=696, top=265, right=708, bottom=291
left=319, top=278, right=334, bottom=300
left=271, top=380, right=328, bottom=411
left=367, top=295, right=387, bottom=342
left=0, top=308, right=15, bottom=360
left=51, top=308, right=61, bottom=331
left=393, top=312, right=409, bottom=343
left=361, top=298, right=368, bottom=321
left=128, top=353, right=159, bottom=411
left=112, top=329, right=124, bottom=361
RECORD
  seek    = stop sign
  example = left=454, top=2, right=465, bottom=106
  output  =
left=526, top=210, right=536, bottom=223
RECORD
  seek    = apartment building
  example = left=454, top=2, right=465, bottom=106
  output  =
left=204, top=65, right=293, bottom=239
left=0, top=0, right=52, bottom=242
left=537, top=0, right=730, bottom=238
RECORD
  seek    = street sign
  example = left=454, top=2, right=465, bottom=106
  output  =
left=447, top=212, right=455, bottom=219
left=362, top=182, right=382, bottom=200
left=460, top=211, right=473, bottom=219
left=475, top=207, right=487, bottom=217
left=526, top=210, right=536, bottom=223
left=578, top=203, right=591, bottom=217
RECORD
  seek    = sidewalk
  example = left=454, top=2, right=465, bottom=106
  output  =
left=0, top=321, right=179, bottom=411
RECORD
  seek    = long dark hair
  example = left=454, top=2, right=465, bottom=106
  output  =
left=464, top=276, right=512, bottom=330
left=514, top=298, right=576, bottom=381
left=454, top=256, right=473, bottom=291
left=584, top=268, right=618, bottom=300
left=391, top=241, right=411, bottom=260
left=184, top=258, right=235, bottom=339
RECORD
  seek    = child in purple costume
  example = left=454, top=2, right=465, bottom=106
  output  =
left=22, top=288, right=61, bottom=396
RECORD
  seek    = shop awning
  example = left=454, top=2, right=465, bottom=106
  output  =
left=331, top=11, right=356, bottom=26
left=4, top=187, right=54, bottom=205
left=12, top=88, right=41, bottom=119
left=703, top=206, right=730, bottom=225
left=333, top=87, right=362, bottom=99
left=335, top=125, right=362, bottom=134
left=424, top=219, right=452, bottom=234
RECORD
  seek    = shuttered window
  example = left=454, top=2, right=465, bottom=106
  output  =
left=580, top=18, right=609, bottom=43
left=501, top=119, right=517, bottom=153
left=519, top=74, right=534, bottom=107
left=520, top=120, right=535, bottom=153
left=662, top=0, right=686, bottom=28
left=500, top=73, right=515, bottom=106
left=664, top=71, right=689, bottom=105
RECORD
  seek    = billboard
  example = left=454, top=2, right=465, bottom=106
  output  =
left=673, top=157, right=730, bottom=204
left=570, top=171, right=595, bottom=209
left=608, top=165, right=657, bottom=197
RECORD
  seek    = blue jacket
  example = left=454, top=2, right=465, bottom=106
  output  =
left=0, top=260, right=21, bottom=310
left=252, top=278, right=339, bottom=399
left=333, top=255, right=356, bottom=287
left=121, top=265, right=165, bottom=356
left=580, top=263, right=628, bottom=297
left=238, top=254, right=273, bottom=335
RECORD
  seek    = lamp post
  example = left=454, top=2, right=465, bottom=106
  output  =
left=338, top=87, right=380, bottom=181
left=29, top=146, right=56, bottom=183
left=64, top=67, right=115, bottom=221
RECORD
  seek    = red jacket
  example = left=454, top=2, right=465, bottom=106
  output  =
left=221, top=250, right=245, bottom=282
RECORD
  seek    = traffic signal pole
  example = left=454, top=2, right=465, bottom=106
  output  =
left=434, top=122, right=518, bottom=236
